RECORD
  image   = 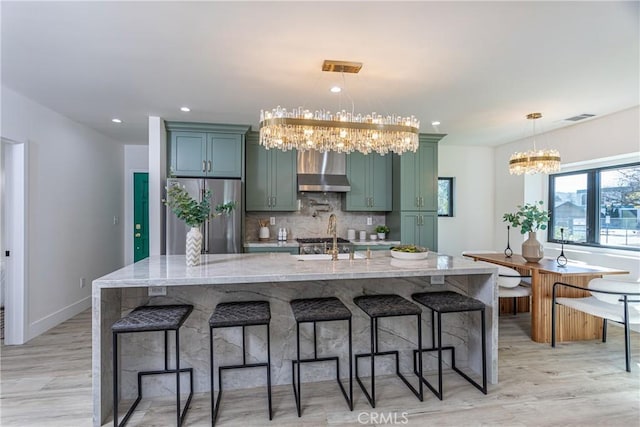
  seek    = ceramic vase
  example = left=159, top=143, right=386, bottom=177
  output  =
left=377, top=232, right=386, bottom=240
left=522, top=231, right=543, bottom=263
left=186, top=226, right=203, bottom=266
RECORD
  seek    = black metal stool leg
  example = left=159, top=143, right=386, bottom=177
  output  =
left=266, top=323, right=273, bottom=420
left=113, top=332, right=118, bottom=427
left=175, top=329, right=181, bottom=427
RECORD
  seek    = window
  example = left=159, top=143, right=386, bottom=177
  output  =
left=548, top=163, right=640, bottom=250
left=438, top=177, right=453, bottom=217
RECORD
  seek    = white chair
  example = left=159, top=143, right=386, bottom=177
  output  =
left=461, top=251, right=531, bottom=315
left=552, top=278, right=640, bottom=372
left=496, top=265, right=532, bottom=315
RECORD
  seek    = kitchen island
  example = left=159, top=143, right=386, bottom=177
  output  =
left=92, top=251, right=498, bottom=426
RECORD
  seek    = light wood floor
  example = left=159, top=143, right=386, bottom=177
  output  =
left=1, top=309, right=639, bottom=426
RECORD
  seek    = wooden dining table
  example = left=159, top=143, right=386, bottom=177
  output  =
left=464, top=253, right=629, bottom=343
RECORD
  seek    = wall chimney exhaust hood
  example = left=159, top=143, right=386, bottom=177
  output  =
left=297, top=150, right=351, bottom=192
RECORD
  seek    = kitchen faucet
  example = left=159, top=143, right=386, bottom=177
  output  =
left=327, top=213, right=339, bottom=261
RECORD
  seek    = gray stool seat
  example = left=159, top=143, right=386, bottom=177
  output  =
left=412, top=291, right=485, bottom=313
left=209, top=301, right=271, bottom=328
left=112, top=304, right=194, bottom=427
left=290, top=297, right=352, bottom=322
left=354, top=294, right=422, bottom=318
left=112, top=304, right=193, bottom=333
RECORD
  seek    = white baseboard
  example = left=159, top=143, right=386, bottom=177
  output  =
left=28, top=296, right=91, bottom=340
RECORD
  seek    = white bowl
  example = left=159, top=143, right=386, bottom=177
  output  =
left=390, top=248, right=429, bottom=260
left=369, top=234, right=378, bottom=241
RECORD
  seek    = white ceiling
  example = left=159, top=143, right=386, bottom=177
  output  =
left=2, top=1, right=638, bottom=146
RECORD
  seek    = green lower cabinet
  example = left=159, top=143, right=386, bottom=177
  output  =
left=399, top=211, right=437, bottom=251
left=244, top=246, right=299, bottom=254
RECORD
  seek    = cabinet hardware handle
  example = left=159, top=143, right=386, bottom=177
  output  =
left=135, top=233, right=141, bottom=238
left=267, top=197, right=271, bottom=207
left=415, top=197, right=419, bottom=207
left=202, top=160, right=206, bottom=172
left=272, top=196, right=276, bottom=206
left=208, top=160, right=212, bottom=172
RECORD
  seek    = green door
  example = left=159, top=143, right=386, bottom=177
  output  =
left=133, top=172, right=149, bottom=262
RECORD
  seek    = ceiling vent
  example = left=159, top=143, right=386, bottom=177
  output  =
left=564, top=113, right=596, bottom=122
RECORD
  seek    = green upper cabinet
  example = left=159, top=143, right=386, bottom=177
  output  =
left=396, top=135, right=440, bottom=211
left=170, top=131, right=208, bottom=177
left=166, top=122, right=249, bottom=178
left=245, top=131, right=297, bottom=211
left=344, top=152, right=392, bottom=211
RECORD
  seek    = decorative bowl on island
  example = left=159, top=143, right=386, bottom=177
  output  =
left=390, top=245, right=429, bottom=260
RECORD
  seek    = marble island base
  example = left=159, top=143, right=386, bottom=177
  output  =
left=93, top=253, right=498, bottom=426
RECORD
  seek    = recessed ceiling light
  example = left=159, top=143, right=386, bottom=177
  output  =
left=111, top=118, right=122, bottom=124
left=180, top=106, right=191, bottom=112
left=330, top=86, right=342, bottom=93
left=431, top=121, right=441, bottom=126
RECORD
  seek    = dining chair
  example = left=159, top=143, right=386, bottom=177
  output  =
left=462, top=251, right=531, bottom=315
left=551, top=278, right=640, bottom=372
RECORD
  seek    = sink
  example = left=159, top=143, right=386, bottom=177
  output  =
left=293, top=253, right=365, bottom=261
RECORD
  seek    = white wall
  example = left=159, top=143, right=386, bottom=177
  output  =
left=494, top=106, right=640, bottom=280
left=123, top=145, right=149, bottom=264
left=1, top=85, right=125, bottom=340
left=438, top=145, right=496, bottom=256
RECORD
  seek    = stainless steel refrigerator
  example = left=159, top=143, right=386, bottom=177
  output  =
left=165, top=178, right=242, bottom=255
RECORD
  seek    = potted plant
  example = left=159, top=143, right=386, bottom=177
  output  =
left=164, top=183, right=236, bottom=266
left=375, top=225, right=390, bottom=240
left=503, top=201, right=550, bottom=262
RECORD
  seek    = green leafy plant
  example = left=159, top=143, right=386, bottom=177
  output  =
left=375, top=225, right=390, bottom=234
left=503, top=201, right=550, bottom=234
left=164, top=184, right=236, bottom=227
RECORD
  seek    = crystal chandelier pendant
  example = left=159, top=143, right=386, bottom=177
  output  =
left=258, top=60, right=421, bottom=155
left=509, top=113, right=561, bottom=175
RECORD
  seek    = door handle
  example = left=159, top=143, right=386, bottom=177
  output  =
left=415, top=197, right=419, bottom=207
left=272, top=196, right=276, bottom=207
left=202, top=160, right=206, bottom=172
left=208, top=160, right=212, bottom=172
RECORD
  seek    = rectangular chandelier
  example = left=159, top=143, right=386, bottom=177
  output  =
left=259, top=60, right=420, bottom=155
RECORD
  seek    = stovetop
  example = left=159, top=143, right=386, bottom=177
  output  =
left=296, top=237, right=351, bottom=244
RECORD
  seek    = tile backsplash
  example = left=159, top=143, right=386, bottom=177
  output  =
left=245, top=192, right=386, bottom=241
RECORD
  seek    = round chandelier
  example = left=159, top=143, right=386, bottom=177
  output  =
left=509, top=113, right=561, bottom=175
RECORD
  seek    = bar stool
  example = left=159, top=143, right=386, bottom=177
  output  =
left=411, top=291, right=487, bottom=400
left=209, top=301, right=272, bottom=425
left=353, top=294, right=423, bottom=408
left=111, top=304, right=194, bottom=427
left=290, top=297, right=353, bottom=417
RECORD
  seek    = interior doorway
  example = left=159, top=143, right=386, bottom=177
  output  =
left=1, top=138, right=27, bottom=344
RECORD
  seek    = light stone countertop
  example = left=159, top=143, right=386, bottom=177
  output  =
left=93, top=251, right=497, bottom=288
left=242, top=239, right=401, bottom=248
